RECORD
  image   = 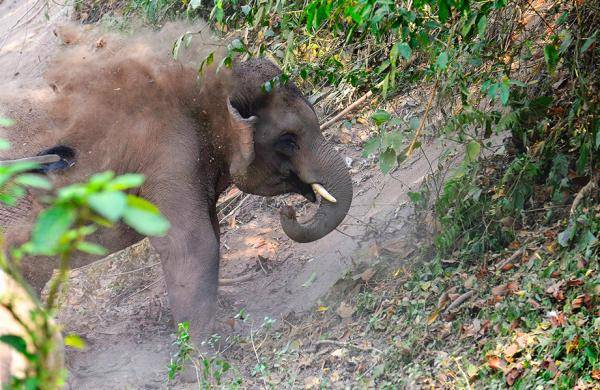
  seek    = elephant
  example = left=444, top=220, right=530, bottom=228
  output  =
left=0, top=52, right=353, bottom=347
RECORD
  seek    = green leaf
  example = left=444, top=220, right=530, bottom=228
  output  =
left=477, top=15, right=488, bottom=36
left=88, top=191, right=127, bottom=222
left=391, top=42, right=411, bottom=62
left=580, top=31, right=597, bottom=53
left=88, top=171, right=115, bottom=189
left=126, top=194, right=160, bottom=213
left=371, top=110, right=391, bottom=126
left=379, top=148, right=396, bottom=174
left=499, top=83, right=510, bottom=106
left=543, top=44, right=559, bottom=73
left=0, top=335, right=35, bottom=361
left=407, top=191, right=422, bottom=203
left=0, top=139, right=10, bottom=150
left=437, top=0, right=449, bottom=23
left=558, top=223, right=575, bottom=247
left=465, top=140, right=481, bottom=162
left=384, top=131, right=403, bottom=151
left=0, top=117, right=15, bottom=127
left=241, top=5, right=251, bottom=15
left=31, top=205, right=76, bottom=255
left=76, top=241, right=107, bottom=256
left=436, top=52, right=448, bottom=71
left=188, top=0, right=201, bottom=10
left=409, top=117, right=420, bottom=131
left=123, top=208, right=170, bottom=236
left=108, top=174, right=145, bottom=191
left=14, top=174, right=52, bottom=190
left=64, top=334, right=87, bottom=350
left=362, top=137, right=380, bottom=157
left=198, top=52, right=214, bottom=75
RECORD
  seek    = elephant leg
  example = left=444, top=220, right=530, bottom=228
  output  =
left=147, top=183, right=220, bottom=347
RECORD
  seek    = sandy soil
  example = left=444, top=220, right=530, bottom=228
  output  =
left=0, top=1, right=450, bottom=388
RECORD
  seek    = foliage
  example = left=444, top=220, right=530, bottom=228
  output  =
left=0, top=119, right=169, bottom=387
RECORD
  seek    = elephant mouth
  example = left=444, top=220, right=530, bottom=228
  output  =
left=287, top=171, right=317, bottom=203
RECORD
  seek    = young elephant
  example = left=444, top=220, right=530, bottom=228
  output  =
left=0, top=54, right=352, bottom=345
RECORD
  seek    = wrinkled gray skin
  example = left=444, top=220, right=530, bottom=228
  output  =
left=1, top=58, right=352, bottom=351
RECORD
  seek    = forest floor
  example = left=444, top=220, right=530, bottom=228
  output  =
left=1, top=0, right=597, bottom=389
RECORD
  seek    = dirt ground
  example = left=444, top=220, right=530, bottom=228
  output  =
left=0, top=1, right=453, bottom=388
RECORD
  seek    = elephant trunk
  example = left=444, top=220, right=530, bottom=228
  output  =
left=280, top=140, right=352, bottom=243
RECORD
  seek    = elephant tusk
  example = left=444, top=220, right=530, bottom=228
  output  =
left=0, top=154, right=61, bottom=166
left=311, top=183, right=337, bottom=203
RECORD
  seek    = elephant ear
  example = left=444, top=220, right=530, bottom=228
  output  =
left=227, top=98, right=257, bottom=178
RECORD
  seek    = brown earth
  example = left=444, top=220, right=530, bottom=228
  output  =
left=0, top=1, right=456, bottom=388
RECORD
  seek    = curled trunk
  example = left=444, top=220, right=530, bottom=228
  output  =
left=280, top=140, right=352, bottom=243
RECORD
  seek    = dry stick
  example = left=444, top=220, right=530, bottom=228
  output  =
left=495, top=246, right=526, bottom=270
left=570, top=174, right=598, bottom=215
left=312, top=339, right=382, bottom=354
left=406, top=78, right=439, bottom=158
left=218, top=272, right=260, bottom=286
left=319, top=90, right=373, bottom=131
left=524, top=0, right=556, bottom=35
left=445, top=290, right=474, bottom=313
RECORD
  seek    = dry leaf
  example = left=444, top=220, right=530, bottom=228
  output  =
left=548, top=311, right=566, bottom=327
left=427, top=309, right=440, bottom=325
left=591, top=369, right=600, bottom=380
left=542, top=360, right=559, bottom=378
left=336, top=302, right=356, bottom=319
left=566, top=337, right=579, bottom=354
left=304, top=376, right=321, bottom=389
left=225, top=318, right=236, bottom=329
left=487, top=355, right=507, bottom=372
left=504, top=343, right=520, bottom=359
left=316, top=306, right=329, bottom=313
left=359, top=268, right=376, bottom=283
left=571, top=294, right=590, bottom=310
left=505, top=364, right=523, bottom=386
left=330, top=348, right=347, bottom=359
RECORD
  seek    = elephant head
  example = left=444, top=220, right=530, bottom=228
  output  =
left=202, top=59, right=352, bottom=243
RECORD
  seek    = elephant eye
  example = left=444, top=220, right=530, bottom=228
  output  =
left=274, top=133, right=298, bottom=156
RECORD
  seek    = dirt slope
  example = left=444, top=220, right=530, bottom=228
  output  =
left=0, top=1, right=448, bottom=387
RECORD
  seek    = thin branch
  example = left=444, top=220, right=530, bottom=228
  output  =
left=406, top=79, right=439, bottom=158
left=319, top=90, right=373, bottom=130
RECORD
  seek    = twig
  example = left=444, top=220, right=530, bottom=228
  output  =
left=311, top=339, right=382, bottom=354
left=570, top=174, right=598, bottom=215
left=110, top=278, right=163, bottom=304
left=524, top=0, right=556, bottom=36
left=219, top=194, right=249, bottom=224
left=319, top=90, right=373, bottom=130
left=105, top=262, right=160, bottom=277
left=249, top=326, right=268, bottom=389
left=218, top=272, right=260, bottom=286
left=454, top=357, right=473, bottom=390
left=445, top=290, right=474, bottom=313
left=406, top=79, right=439, bottom=158
left=494, top=246, right=526, bottom=270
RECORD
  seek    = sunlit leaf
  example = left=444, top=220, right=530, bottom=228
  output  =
left=436, top=51, right=448, bottom=70
left=30, top=205, right=76, bottom=255
left=64, top=334, right=87, bottom=350
left=14, top=174, right=52, bottom=190
left=379, top=147, right=396, bottom=174
left=88, top=191, right=127, bottom=222
left=123, top=208, right=170, bottom=236
left=0, top=335, right=36, bottom=361
left=371, top=110, right=391, bottom=126
left=465, top=140, right=481, bottom=162
left=0, top=117, right=14, bottom=127
left=76, top=241, right=108, bottom=256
